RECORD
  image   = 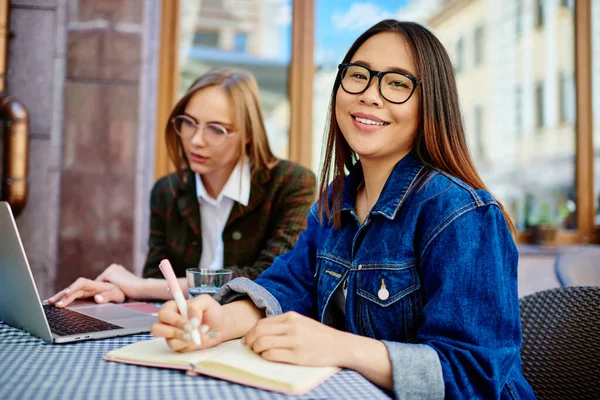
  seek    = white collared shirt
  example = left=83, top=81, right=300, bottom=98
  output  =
left=195, top=160, right=251, bottom=270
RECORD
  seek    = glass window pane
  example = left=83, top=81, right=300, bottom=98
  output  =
left=398, top=0, right=577, bottom=231
left=313, top=1, right=577, bottom=231
left=178, top=0, right=292, bottom=159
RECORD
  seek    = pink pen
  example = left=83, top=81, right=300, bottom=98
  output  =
left=158, top=259, right=201, bottom=345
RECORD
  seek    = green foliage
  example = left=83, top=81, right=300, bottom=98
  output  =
left=528, top=201, right=574, bottom=228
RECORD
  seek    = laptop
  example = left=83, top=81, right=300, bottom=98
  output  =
left=0, top=201, right=159, bottom=343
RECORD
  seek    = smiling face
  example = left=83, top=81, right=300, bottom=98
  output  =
left=181, top=85, right=244, bottom=182
left=335, top=32, right=420, bottom=166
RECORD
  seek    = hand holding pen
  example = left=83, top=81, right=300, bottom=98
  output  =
left=151, top=259, right=228, bottom=352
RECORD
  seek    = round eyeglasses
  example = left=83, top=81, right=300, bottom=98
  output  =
left=338, top=63, right=421, bottom=104
left=171, top=115, right=234, bottom=147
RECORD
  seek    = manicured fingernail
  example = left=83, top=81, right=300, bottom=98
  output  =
left=191, top=330, right=201, bottom=346
left=95, top=295, right=103, bottom=302
left=190, top=318, right=200, bottom=328
left=48, top=296, right=55, bottom=302
left=199, top=325, right=209, bottom=335
left=209, top=332, right=217, bottom=339
left=182, top=333, right=191, bottom=342
left=184, top=324, right=192, bottom=333
left=64, top=288, right=70, bottom=294
left=56, top=301, right=63, bottom=306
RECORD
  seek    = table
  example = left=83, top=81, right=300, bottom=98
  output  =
left=0, top=321, right=391, bottom=400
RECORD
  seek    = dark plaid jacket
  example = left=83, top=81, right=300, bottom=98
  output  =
left=142, top=159, right=317, bottom=280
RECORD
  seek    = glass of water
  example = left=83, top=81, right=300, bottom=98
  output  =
left=186, top=268, right=233, bottom=298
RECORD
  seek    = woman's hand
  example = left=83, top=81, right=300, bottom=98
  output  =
left=47, top=278, right=126, bottom=307
left=150, top=294, right=231, bottom=352
left=95, top=263, right=145, bottom=299
left=47, top=263, right=144, bottom=307
left=243, top=311, right=347, bottom=367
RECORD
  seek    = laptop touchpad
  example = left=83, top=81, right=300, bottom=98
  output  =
left=74, top=304, right=145, bottom=321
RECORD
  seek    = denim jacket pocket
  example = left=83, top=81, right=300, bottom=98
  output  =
left=315, top=254, right=350, bottom=323
left=356, top=261, right=421, bottom=342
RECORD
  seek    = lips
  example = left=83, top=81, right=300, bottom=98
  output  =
left=189, top=153, right=208, bottom=163
left=350, top=113, right=390, bottom=132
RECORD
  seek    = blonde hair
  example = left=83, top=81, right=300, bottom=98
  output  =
left=165, top=67, right=277, bottom=180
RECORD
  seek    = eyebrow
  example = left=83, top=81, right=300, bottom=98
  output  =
left=352, top=60, right=417, bottom=77
left=182, top=112, right=233, bottom=128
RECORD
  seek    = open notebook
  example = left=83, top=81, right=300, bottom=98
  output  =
left=104, top=338, right=339, bottom=395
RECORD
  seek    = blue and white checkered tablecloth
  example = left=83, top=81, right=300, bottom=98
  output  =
left=0, top=321, right=392, bottom=400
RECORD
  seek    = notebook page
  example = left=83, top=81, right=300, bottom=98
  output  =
left=106, top=338, right=231, bottom=366
left=202, top=339, right=338, bottom=388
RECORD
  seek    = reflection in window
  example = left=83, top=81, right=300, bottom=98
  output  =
left=535, top=82, right=545, bottom=129
left=474, top=105, right=484, bottom=159
left=178, top=0, right=293, bottom=160
left=455, top=37, right=464, bottom=73
left=535, top=0, right=544, bottom=28
left=559, top=72, right=575, bottom=124
left=398, top=0, right=576, bottom=231
left=193, top=31, right=219, bottom=47
left=234, top=33, right=248, bottom=53
left=516, top=0, right=522, bottom=37
left=474, top=25, right=484, bottom=66
left=516, top=86, right=522, bottom=136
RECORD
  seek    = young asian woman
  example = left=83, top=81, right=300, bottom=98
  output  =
left=150, top=21, right=535, bottom=399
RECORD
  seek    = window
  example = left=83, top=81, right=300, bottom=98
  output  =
left=535, top=82, right=545, bottom=129
left=516, top=86, right=522, bottom=136
left=234, top=33, right=248, bottom=53
left=474, top=105, right=485, bottom=159
left=559, top=72, right=575, bottom=124
left=193, top=31, right=219, bottom=47
left=474, top=25, right=484, bottom=66
left=178, top=0, right=293, bottom=159
left=455, top=37, right=464, bottom=72
left=516, top=0, right=522, bottom=37
left=535, top=0, right=544, bottom=28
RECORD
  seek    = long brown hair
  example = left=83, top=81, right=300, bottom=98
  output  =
left=165, top=67, right=277, bottom=182
left=318, top=20, right=515, bottom=232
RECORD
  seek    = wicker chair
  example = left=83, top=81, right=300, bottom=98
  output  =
left=519, top=286, right=600, bottom=399
left=554, top=246, right=600, bottom=287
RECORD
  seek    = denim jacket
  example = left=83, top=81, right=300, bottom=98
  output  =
left=215, top=151, right=536, bottom=399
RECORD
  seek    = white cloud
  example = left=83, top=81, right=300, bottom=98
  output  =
left=332, top=2, right=395, bottom=32
left=274, top=4, right=292, bottom=26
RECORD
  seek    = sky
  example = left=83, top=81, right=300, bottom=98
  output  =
left=274, top=0, right=408, bottom=65
left=314, top=0, right=408, bottom=66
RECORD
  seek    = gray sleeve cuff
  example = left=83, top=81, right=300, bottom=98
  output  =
left=382, top=340, right=445, bottom=400
left=213, top=277, right=283, bottom=317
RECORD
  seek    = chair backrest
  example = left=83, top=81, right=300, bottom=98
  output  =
left=554, top=246, right=600, bottom=287
left=520, top=286, right=600, bottom=400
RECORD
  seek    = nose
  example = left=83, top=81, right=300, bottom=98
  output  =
left=358, top=76, right=383, bottom=107
left=190, top=125, right=207, bottom=147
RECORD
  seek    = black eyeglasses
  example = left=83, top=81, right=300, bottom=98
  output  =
left=338, top=63, right=421, bottom=104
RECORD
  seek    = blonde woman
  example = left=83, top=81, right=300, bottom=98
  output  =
left=49, top=67, right=316, bottom=306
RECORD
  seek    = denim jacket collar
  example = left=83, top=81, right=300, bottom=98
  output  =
left=339, top=150, right=426, bottom=220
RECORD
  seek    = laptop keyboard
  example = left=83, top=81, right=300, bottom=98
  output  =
left=43, top=304, right=124, bottom=337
